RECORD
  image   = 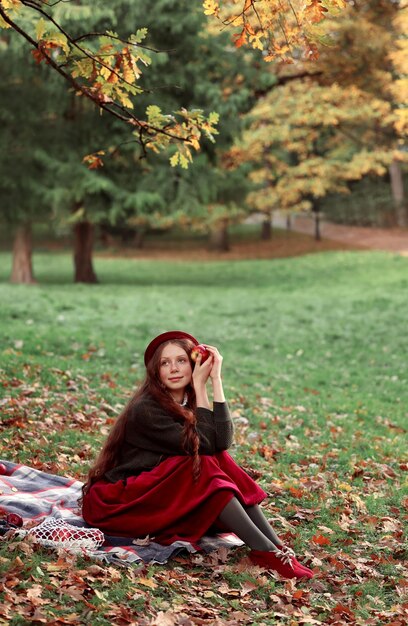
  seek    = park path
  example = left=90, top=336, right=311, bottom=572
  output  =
left=95, top=214, right=408, bottom=262
left=283, top=214, right=408, bottom=255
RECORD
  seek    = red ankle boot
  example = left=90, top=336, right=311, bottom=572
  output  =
left=280, top=546, right=315, bottom=578
left=249, top=549, right=314, bottom=579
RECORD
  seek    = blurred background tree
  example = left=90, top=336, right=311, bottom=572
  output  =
left=100, top=0, right=274, bottom=254
left=1, top=0, right=406, bottom=284
left=1, top=0, right=275, bottom=282
left=312, top=0, right=408, bottom=226
left=226, top=0, right=408, bottom=230
left=0, top=34, right=61, bottom=283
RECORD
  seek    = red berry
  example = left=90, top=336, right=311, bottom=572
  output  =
left=191, top=345, right=210, bottom=363
left=0, top=463, right=8, bottom=475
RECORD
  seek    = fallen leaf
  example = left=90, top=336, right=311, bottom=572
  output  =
left=312, top=534, right=331, bottom=546
left=240, top=581, right=257, bottom=596
left=136, top=577, right=158, bottom=590
left=26, top=585, right=47, bottom=606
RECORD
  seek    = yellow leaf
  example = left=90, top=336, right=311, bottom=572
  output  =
left=123, top=60, right=136, bottom=84
left=36, top=18, right=47, bottom=41
left=208, top=111, right=219, bottom=125
left=100, top=65, right=113, bottom=80
left=170, top=153, right=180, bottom=167
left=179, top=153, right=190, bottom=169
left=203, top=0, right=219, bottom=16
left=189, top=136, right=201, bottom=151
left=136, top=577, right=158, bottom=590
left=130, top=28, right=148, bottom=44
left=2, top=0, right=21, bottom=8
left=250, top=33, right=264, bottom=51
left=120, top=94, right=134, bottom=109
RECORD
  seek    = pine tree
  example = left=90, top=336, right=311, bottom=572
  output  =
left=0, top=35, right=61, bottom=283
left=104, top=0, right=272, bottom=251
left=0, top=0, right=218, bottom=166
left=0, top=3, right=125, bottom=283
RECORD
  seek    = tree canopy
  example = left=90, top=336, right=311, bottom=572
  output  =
left=0, top=0, right=346, bottom=168
left=229, top=0, right=408, bottom=224
left=204, top=0, right=346, bottom=60
left=0, top=0, right=219, bottom=168
left=3, top=0, right=407, bottom=286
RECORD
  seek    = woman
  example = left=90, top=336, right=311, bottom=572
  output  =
left=82, top=330, right=314, bottom=579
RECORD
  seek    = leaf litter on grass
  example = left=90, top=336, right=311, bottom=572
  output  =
left=1, top=386, right=407, bottom=625
left=1, top=252, right=408, bottom=625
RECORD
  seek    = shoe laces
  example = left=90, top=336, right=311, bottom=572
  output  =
left=281, top=546, right=296, bottom=558
left=276, top=549, right=295, bottom=569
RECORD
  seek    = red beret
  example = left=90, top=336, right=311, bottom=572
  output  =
left=144, top=331, right=198, bottom=366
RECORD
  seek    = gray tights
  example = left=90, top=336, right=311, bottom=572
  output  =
left=216, top=497, right=284, bottom=552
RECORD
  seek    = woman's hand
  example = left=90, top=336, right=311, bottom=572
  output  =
left=203, top=345, right=225, bottom=402
left=192, top=351, right=213, bottom=390
left=192, top=344, right=225, bottom=405
left=202, top=345, right=223, bottom=380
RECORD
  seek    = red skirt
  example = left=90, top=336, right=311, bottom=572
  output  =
left=82, top=451, right=267, bottom=545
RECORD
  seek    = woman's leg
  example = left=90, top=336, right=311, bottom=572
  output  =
left=217, top=498, right=314, bottom=579
left=244, top=505, right=284, bottom=549
left=216, top=497, right=277, bottom=552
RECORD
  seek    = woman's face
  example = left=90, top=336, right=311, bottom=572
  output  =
left=158, top=343, right=193, bottom=395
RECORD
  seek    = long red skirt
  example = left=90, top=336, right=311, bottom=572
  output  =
left=82, top=451, right=267, bottom=545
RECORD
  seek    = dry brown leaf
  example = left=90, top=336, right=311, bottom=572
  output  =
left=26, top=584, right=47, bottom=606
left=240, top=580, right=257, bottom=596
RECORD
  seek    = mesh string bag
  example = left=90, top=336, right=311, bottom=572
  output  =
left=28, top=518, right=105, bottom=553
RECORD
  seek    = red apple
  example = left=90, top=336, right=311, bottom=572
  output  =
left=53, top=527, right=73, bottom=542
left=0, top=463, right=8, bottom=475
left=191, top=344, right=210, bottom=363
left=6, top=513, right=23, bottom=527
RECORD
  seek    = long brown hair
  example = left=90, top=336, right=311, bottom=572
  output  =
left=81, top=338, right=201, bottom=500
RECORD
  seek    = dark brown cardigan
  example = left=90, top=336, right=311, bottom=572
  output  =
left=104, top=394, right=234, bottom=483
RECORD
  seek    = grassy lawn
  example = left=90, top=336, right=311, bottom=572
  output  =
left=0, top=250, right=407, bottom=625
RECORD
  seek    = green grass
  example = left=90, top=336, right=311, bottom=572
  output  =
left=0, top=250, right=407, bottom=625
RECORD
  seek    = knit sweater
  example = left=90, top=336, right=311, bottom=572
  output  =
left=104, top=394, right=234, bottom=483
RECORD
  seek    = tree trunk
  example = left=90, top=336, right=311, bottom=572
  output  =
left=314, top=211, right=321, bottom=241
left=134, top=229, right=146, bottom=249
left=389, top=159, right=407, bottom=227
left=121, top=228, right=137, bottom=244
left=286, top=213, right=292, bottom=230
left=208, top=219, right=230, bottom=252
left=260, top=216, right=272, bottom=240
left=73, top=220, right=98, bottom=283
left=10, top=222, right=36, bottom=284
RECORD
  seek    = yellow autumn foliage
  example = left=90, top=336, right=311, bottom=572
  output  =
left=233, top=1, right=408, bottom=215
left=204, top=0, right=346, bottom=61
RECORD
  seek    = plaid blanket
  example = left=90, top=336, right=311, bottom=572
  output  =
left=0, top=459, right=243, bottom=565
